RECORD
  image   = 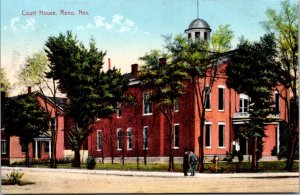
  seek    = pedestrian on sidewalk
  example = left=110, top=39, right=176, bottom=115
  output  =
left=183, top=149, right=189, bottom=177
left=189, top=149, right=198, bottom=176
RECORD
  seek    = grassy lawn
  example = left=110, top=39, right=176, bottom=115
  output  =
left=10, top=160, right=299, bottom=173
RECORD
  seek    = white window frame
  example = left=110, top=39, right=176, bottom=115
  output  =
left=127, top=128, right=133, bottom=150
left=97, top=130, right=103, bottom=151
left=116, top=102, right=122, bottom=118
left=1, top=140, right=7, bottom=154
left=205, top=122, right=212, bottom=148
left=117, top=128, right=123, bottom=151
left=218, top=85, right=225, bottom=111
left=174, top=123, right=179, bottom=149
left=143, top=126, right=149, bottom=150
left=143, top=92, right=152, bottom=115
left=239, top=94, right=249, bottom=113
left=174, top=98, right=179, bottom=112
left=218, top=122, right=225, bottom=148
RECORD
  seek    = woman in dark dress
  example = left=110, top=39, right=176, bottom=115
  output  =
left=183, top=149, right=189, bottom=177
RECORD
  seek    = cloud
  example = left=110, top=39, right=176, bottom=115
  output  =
left=21, top=18, right=36, bottom=31
left=77, top=14, right=149, bottom=35
left=95, top=16, right=105, bottom=27
left=10, top=17, right=20, bottom=32
left=112, top=14, right=124, bottom=24
left=8, top=17, right=36, bottom=32
left=77, top=16, right=113, bottom=30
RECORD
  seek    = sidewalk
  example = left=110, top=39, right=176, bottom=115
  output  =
left=2, top=166, right=299, bottom=178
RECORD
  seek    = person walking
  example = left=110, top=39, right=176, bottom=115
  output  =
left=183, top=149, right=189, bottom=177
left=189, top=149, right=198, bottom=176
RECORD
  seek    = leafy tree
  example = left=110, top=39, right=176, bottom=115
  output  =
left=3, top=94, right=49, bottom=167
left=18, top=51, right=61, bottom=168
left=139, top=50, right=190, bottom=172
left=164, top=30, right=233, bottom=172
left=262, top=0, right=298, bottom=171
left=0, top=68, right=10, bottom=93
left=18, top=52, right=49, bottom=87
left=226, top=34, right=279, bottom=172
left=211, top=25, right=234, bottom=53
left=45, top=31, right=129, bottom=167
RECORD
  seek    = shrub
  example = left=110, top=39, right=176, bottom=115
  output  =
left=2, top=170, right=35, bottom=186
left=3, top=170, right=24, bottom=185
left=86, top=155, right=96, bottom=169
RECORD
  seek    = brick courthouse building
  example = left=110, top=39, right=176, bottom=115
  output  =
left=88, top=18, right=287, bottom=163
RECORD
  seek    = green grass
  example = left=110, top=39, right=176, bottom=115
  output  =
left=9, top=160, right=299, bottom=173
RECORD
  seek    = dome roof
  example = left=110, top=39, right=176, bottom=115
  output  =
left=187, top=18, right=211, bottom=30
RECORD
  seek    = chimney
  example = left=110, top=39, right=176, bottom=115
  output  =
left=108, top=58, right=111, bottom=70
left=27, top=86, right=32, bottom=94
left=131, top=64, right=138, bottom=78
left=159, top=57, right=166, bottom=67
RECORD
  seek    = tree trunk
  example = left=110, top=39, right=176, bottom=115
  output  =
left=251, top=137, right=258, bottom=172
left=136, top=139, right=139, bottom=170
left=286, top=130, right=299, bottom=171
left=25, top=143, right=30, bottom=167
left=168, top=112, right=175, bottom=172
left=143, top=139, right=148, bottom=166
left=73, top=148, right=81, bottom=167
left=198, top=115, right=205, bottom=173
left=50, top=135, right=57, bottom=168
left=101, top=146, right=104, bottom=164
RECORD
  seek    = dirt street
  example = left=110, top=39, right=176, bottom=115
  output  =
left=1, top=169, right=299, bottom=194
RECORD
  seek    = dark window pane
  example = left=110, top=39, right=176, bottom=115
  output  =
left=218, top=125, right=224, bottom=147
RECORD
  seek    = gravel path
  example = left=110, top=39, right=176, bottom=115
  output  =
left=1, top=168, right=299, bottom=194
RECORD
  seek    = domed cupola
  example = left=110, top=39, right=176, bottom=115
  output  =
left=185, top=18, right=211, bottom=41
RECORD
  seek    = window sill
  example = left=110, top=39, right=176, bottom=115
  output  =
left=127, top=148, right=133, bottom=151
left=205, top=146, right=212, bottom=149
left=143, top=113, right=153, bottom=116
left=218, top=147, right=226, bottom=149
left=143, top=148, right=149, bottom=150
left=205, top=109, right=212, bottom=112
left=218, top=110, right=225, bottom=112
left=97, top=149, right=102, bottom=151
left=173, top=147, right=179, bottom=149
left=117, top=149, right=123, bottom=151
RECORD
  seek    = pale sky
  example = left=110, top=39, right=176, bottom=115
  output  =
left=1, top=0, right=286, bottom=95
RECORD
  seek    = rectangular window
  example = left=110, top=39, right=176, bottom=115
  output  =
left=97, top=130, right=103, bottom=150
left=205, top=123, right=211, bottom=147
left=218, top=87, right=225, bottom=111
left=218, top=124, right=225, bottom=148
left=188, top=33, right=191, bottom=39
left=44, top=141, right=50, bottom=153
left=195, top=32, right=200, bottom=39
left=174, top=98, right=179, bottom=112
left=143, top=126, right=148, bottom=149
left=117, top=128, right=123, bottom=150
left=204, top=32, right=208, bottom=40
left=127, top=128, right=133, bottom=150
left=1, top=140, right=6, bottom=154
left=239, top=94, right=249, bottom=113
left=143, top=92, right=152, bottom=115
left=51, top=118, right=57, bottom=131
left=275, top=92, right=280, bottom=114
left=117, top=102, right=122, bottom=118
left=21, top=143, right=26, bottom=153
left=174, top=124, right=179, bottom=148
left=205, top=87, right=211, bottom=110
